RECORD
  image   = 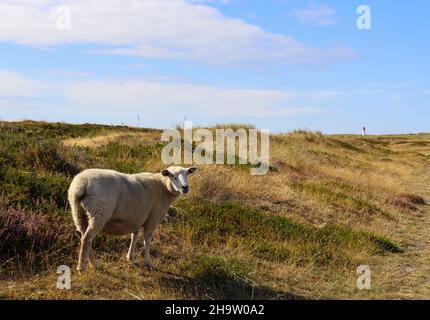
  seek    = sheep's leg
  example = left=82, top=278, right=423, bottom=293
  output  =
left=127, top=231, right=140, bottom=263
left=77, top=218, right=102, bottom=273
left=143, top=219, right=158, bottom=268
left=89, top=247, right=99, bottom=269
left=78, top=228, right=98, bottom=269
left=143, top=230, right=154, bottom=268
left=143, top=213, right=163, bottom=268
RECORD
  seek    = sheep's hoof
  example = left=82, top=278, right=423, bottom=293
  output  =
left=143, top=261, right=154, bottom=270
left=128, top=260, right=138, bottom=267
left=127, top=255, right=138, bottom=266
left=76, top=265, right=86, bottom=275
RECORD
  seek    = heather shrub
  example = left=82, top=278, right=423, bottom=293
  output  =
left=0, top=196, right=76, bottom=271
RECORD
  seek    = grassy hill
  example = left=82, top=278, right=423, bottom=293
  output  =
left=0, top=120, right=429, bottom=299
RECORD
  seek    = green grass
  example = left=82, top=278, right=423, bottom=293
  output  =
left=175, top=199, right=399, bottom=266
left=253, top=241, right=291, bottom=262
left=179, top=254, right=291, bottom=299
left=186, top=255, right=250, bottom=284
left=0, top=120, right=146, bottom=140
left=291, top=180, right=391, bottom=218
left=88, top=141, right=164, bottom=173
left=0, top=167, right=71, bottom=213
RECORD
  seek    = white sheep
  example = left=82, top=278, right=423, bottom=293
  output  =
left=68, top=166, right=198, bottom=272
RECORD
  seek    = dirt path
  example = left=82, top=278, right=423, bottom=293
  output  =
left=370, top=174, right=430, bottom=299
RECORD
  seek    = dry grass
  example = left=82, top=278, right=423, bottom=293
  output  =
left=62, top=130, right=160, bottom=148
left=1, top=122, right=429, bottom=299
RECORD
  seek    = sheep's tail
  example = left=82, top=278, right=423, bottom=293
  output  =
left=68, top=179, right=88, bottom=235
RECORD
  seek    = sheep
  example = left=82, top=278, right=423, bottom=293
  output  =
left=68, top=166, right=198, bottom=273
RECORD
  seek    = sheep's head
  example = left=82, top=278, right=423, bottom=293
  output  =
left=161, top=166, right=198, bottom=195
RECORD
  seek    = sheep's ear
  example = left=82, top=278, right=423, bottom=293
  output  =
left=187, top=167, right=198, bottom=174
left=161, top=169, right=172, bottom=177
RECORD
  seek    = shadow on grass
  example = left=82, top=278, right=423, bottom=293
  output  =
left=155, top=269, right=302, bottom=300
left=145, top=253, right=304, bottom=300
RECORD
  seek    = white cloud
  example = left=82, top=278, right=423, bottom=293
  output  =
left=0, top=70, right=50, bottom=97
left=189, top=0, right=231, bottom=4
left=60, top=78, right=328, bottom=119
left=0, top=68, right=335, bottom=125
left=0, top=0, right=353, bottom=65
left=289, top=4, right=337, bottom=26
left=417, top=89, right=430, bottom=96
left=46, top=69, right=90, bottom=78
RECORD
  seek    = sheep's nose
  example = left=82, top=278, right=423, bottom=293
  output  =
left=182, top=186, right=189, bottom=193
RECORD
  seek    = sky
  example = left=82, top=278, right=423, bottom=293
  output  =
left=0, top=0, right=429, bottom=134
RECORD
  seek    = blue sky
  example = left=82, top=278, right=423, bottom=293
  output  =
left=0, top=0, right=429, bottom=134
